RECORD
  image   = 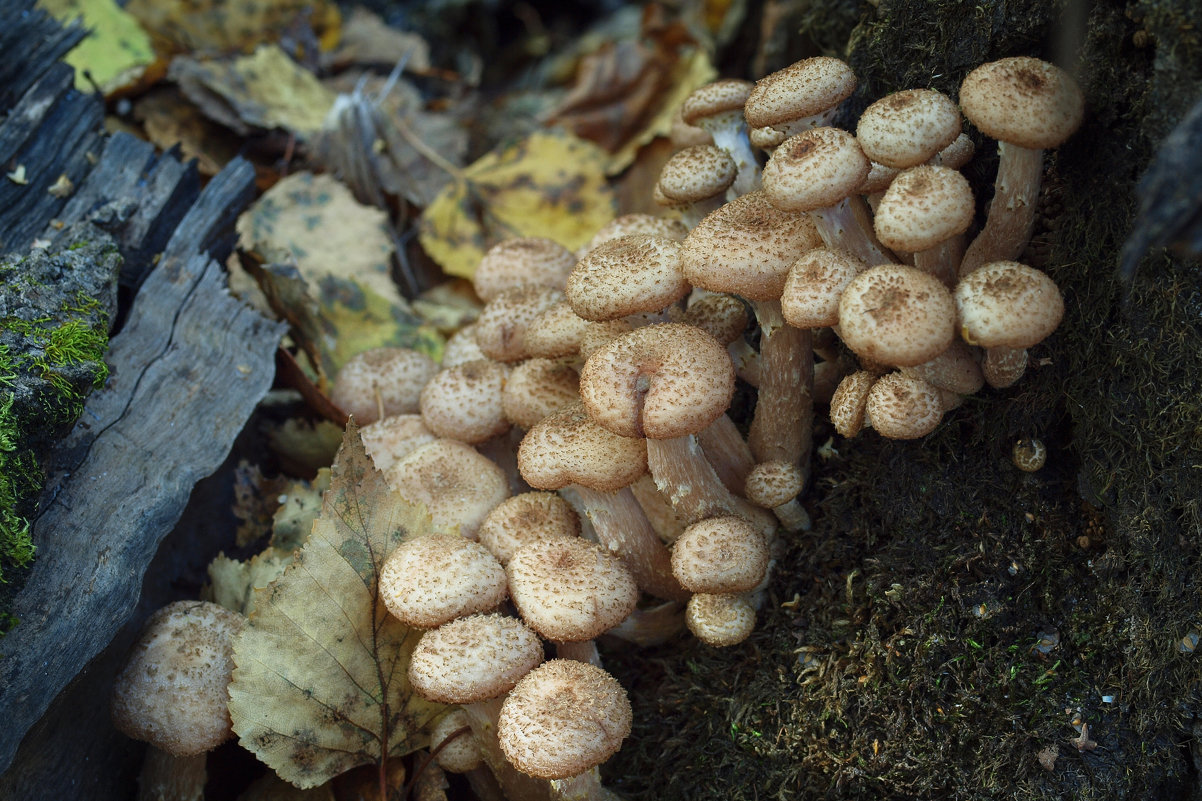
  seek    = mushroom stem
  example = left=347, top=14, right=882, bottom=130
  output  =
left=555, top=639, right=603, bottom=667
left=811, top=195, right=895, bottom=266
left=912, top=233, right=965, bottom=287
left=709, top=124, right=761, bottom=197
left=645, top=435, right=776, bottom=534
left=551, top=767, right=624, bottom=801
left=603, top=600, right=686, bottom=646
left=560, top=484, right=689, bottom=602
left=459, top=699, right=557, bottom=801
left=747, top=300, right=812, bottom=481
left=137, top=747, right=206, bottom=801
left=696, top=412, right=757, bottom=495
left=958, top=142, right=1043, bottom=277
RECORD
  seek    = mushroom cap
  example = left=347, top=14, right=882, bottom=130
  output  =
left=762, top=127, right=871, bottom=212
left=408, top=613, right=543, bottom=705
left=379, top=534, right=508, bottom=628
left=331, top=347, right=438, bottom=425
left=680, top=191, right=822, bottom=301
left=838, top=264, right=956, bottom=367
left=506, top=537, right=639, bottom=641
left=681, top=293, right=750, bottom=346
left=781, top=247, right=865, bottom=329
left=955, top=260, right=1064, bottom=348
left=524, top=301, right=589, bottom=359
left=110, top=601, right=245, bottom=757
left=744, top=460, right=805, bottom=508
left=744, top=57, right=856, bottom=130
left=671, top=516, right=769, bottom=594
left=579, top=214, right=689, bottom=258
left=473, top=237, right=576, bottom=303
left=497, top=659, right=632, bottom=779
left=936, top=132, right=976, bottom=169
left=681, top=79, right=754, bottom=126
left=360, top=414, right=437, bottom=473
left=386, top=439, right=509, bottom=538
left=477, top=491, right=581, bottom=565
left=500, top=357, right=580, bottom=430
left=566, top=234, right=690, bottom=321
left=579, top=323, right=734, bottom=440
left=685, top=593, right=756, bottom=647
left=475, top=285, right=565, bottom=363
left=959, top=56, right=1084, bottom=150
left=517, top=402, right=647, bottom=491
left=441, top=323, right=487, bottom=368
left=865, top=372, right=944, bottom=439
left=860, top=161, right=900, bottom=194
left=750, top=125, right=787, bottom=150
left=829, top=370, right=876, bottom=438
left=656, top=145, right=738, bottom=204
left=900, top=339, right=984, bottom=395
left=419, top=359, right=510, bottom=444
left=873, top=165, right=974, bottom=253
left=430, top=709, right=481, bottom=773
left=856, top=89, right=962, bottom=169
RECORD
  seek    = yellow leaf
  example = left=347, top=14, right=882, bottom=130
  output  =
left=205, top=550, right=292, bottom=617
left=418, top=131, right=616, bottom=280
left=39, top=0, right=156, bottom=95
left=125, top=0, right=340, bottom=55
left=229, top=425, right=443, bottom=788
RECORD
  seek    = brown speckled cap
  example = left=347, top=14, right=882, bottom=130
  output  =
left=781, top=247, right=865, bottom=329
left=681, top=191, right=821, bottom=301
left=110, top=601, right=245, bottom=757
left=408, top=613, right=543, bottom=704
left=685, top=592, right=756, bottom=647
left=744, top=460, right=805, bottom=509
left=681, top=293, right=749, bottom=346
left=386, top=439, right=508, bottom=538
left=959, top=57, right=1084, bottom=150
left=331, top=347, right=438, bottom=425
left=507, top=537, right=638, bottom=641
left=865, top=372, right=944, bottom=439
left=473, top=237, right=576, bottom=303
left=579, top=323, right=734, bottom=440
left=829, top=370, right=876, bottom=438
left=517, top=401, right=647, bottom=492
left=419, top=359, right=510, bottom=444
left=857, top=89, right=962, bottom=169
left=873, top=165, right=974, bottom=253
left=838, top=264, right=955, bottom=367
left=498, top=659, right=632, bottom=779
left=954, top=260, right=1064, bottom=348
left=670, top=516, right=768, bottom=594
left=745, top=57, right=856, bottom=130
left=681, top=79, right=754, bottom=126
left=477, top=491, right=580, bottom=565
left=900, top=339, right=984, bottom=396
left=474, top=284, right=564, bottom=363
left=523, top=300, right=590, bottom=359
left=579, top=214, right=689, bottom=258
left=762, top=127, right=870, bottom=213
left=360, top=414, right=436, bottom=473
left=656, top=145, right=737, bottom=204
left=566, top=234, right=689, bottom=321
left=500, top=357, right=579, bottom=430
left=379, top=534, right=508, bottom=628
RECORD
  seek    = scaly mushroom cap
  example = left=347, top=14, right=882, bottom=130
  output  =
left=656, top=145, right=738, bottom=204
left=829, top=370, right=876, bottom=438
left=682, top=79, right=754, bottom=126
left=873, top=165, right=974, bottom=253
left=900, top=339, right=984, bottom=395
left=498, top=659, right=632, bottom=779
left=838, top=264, right=955, bottom=367
left=524, top=300, right=589, bottom=359
left=954, top=260, right=1065, bottom=348
left=744, top=57, right=856, bottom=130
left=430, top=709, right=482, bottom=773
left=360, top=414, right=437, bottom=473
left=408, top=613, right=543, bottom=705
left=781, top=247, right=865, bottom=329
left=386, top=439, right=509, bottom=538
left=579, top=214, right=689, bottom=258
left=762, top=127, right=871, bottom=213
left=856, top=89, right=962, bottom=169
left=681, top=191, right=822, bottom=301
left=331, top=347, right=438, bottom=425
left=959, top=57, right=1084, bottom=150
left=579, top=323, right=734, bottom=440
left=865, top=372, right=944, bottom=439
left=517, top=401, right=647, bottom=492
left=566, top=234, right=690, bottom=321
left=685, top=593, right=756, bottom=647
left=477, top=491, right=581, bottom=565
left=110, top=601, right=245, bottom=757
left=379, top=534, right=508, bottom=628
left=419, top=359, right=510, bottom=444
left=474, top=285, right=564, bottom=363
left=473, top=237, right=576, bottom=302
left=442, top=323, right=487, bottom=368
left=507, top=537, right=639, bottom=642
left=500, top=357, right=579, bottom=430
left=671, top=516, right=769, bottom=594
left=744, top=460, right=805, bottom=509
left=681, top=293, right=749, bottom=346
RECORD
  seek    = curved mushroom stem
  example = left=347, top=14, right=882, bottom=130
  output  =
left=810, top=195, right=896, bottom=266
left=912, top=232, right=965, bottom=288
left=559, top=484, right=689, bottom=602
left=604, top=600, right=686, bottom=646
left=646, top=435, right=776, bottom=535
left=958, top=142, right=1044, bottom=277
left=696, top=412, right=757, bottom=495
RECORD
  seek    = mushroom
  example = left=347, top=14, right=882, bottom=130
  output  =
left=680, top=79, right=759, bottom=195
left=566, top=235, right=690, bottom=322
left=577, top=214, right=689, bottom=259
left=864, top=371, right=946, bottom=439
left=385, top=439, right=509, bottom=538
left=837, top=264, right=956, bottom=368
left=473, top=237, right=576, bottom=303
left=378, top=534, right=508, bottom=628
left=110, top=601, right=246, bottom=799
left=957, top=57, right=1084, bottom=276
left=873, top=165, right=974, bottom=287
left=419, top=359, right=510, bottom=444
left=856, top=88, right=962, bottom=171
left=670, top=516, right=770, bottom=594
left=477, top=491, right=581, bottom=566
left=442, top=323, right=488, bottom=368
left=429, top=708, right=482, bottom=774
left=331, top=347, right=438, bottom=425
left=474, top=284, right=564, bottom=363
left=744, top=460, right=810, bottom=531
left=654, top=144, right=738, bottom=228
left=744, top=56, right=857, bottom=137
left=829, top=369, right=876, bottom=438
left=680, top=292, right=761, bottom=387
left=359, top=414, right=437, bottom=472
left=685, top=592, right=757, bottom=647
left=500, top=358, right=579, bottom=430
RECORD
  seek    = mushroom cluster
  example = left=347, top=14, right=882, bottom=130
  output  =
left=320, top=52, right=1081, bottom=793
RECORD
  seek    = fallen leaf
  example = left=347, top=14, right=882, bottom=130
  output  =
left=134, top=87, right=242, bottom=176
left=229, top=425, right=443, bottom=788
left=206, top=550, right=292, bottom=617
left=170, top=45, right=336, bottom=137
left=126, top=0, right=339, bottom=55
left=321, top=8, right=430, bottom=74
left=237, top=770, right=336, bottom=801
left=418, top=130, right=615, bottom=280
left=232, top=461, right=291, bottom=547
left=38, top=0, right=156, bottom=95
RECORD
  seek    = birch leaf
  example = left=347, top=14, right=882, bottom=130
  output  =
left=228, top=424, right=443, bottom=788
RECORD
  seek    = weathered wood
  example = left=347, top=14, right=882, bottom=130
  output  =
left=0, top=0, right=86, bottom=111
left=0, top=158, right=287, bottom=772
